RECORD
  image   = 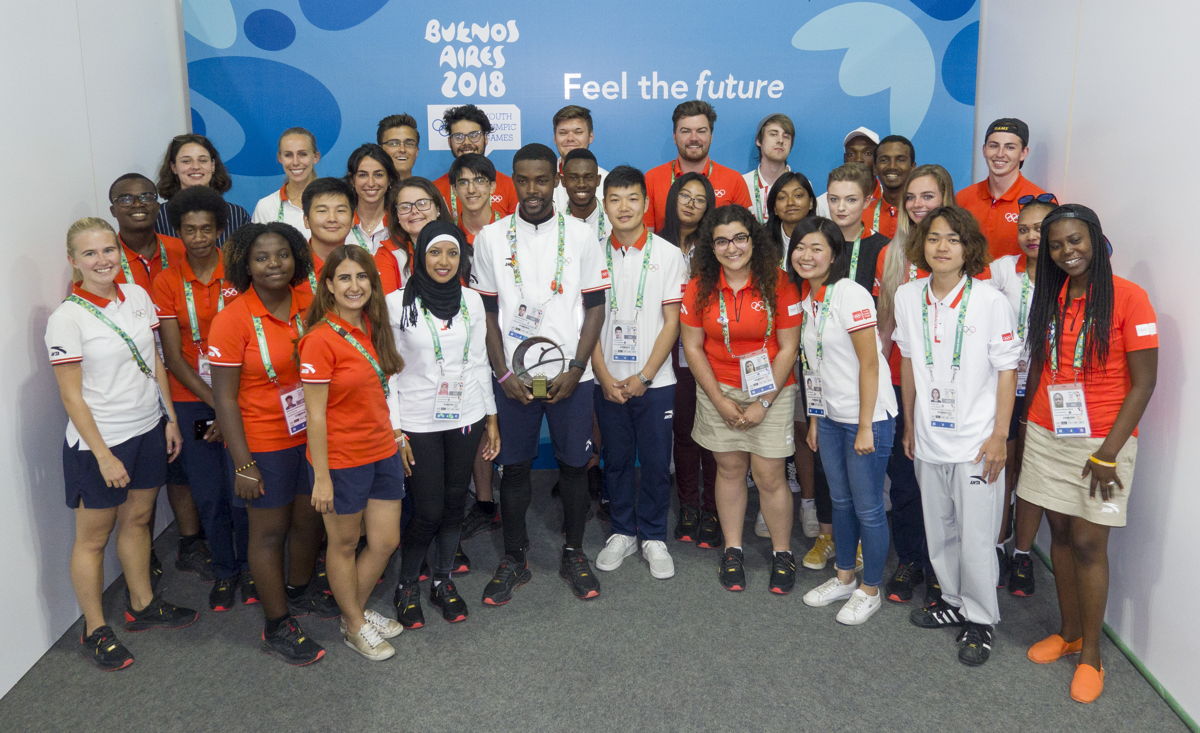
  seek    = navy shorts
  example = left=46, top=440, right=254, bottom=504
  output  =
left=308, top=451, right=405, bottom=515
left=493, top=378, right=595, bottom=467
left=63, top=421, right=167, bottom=509
left=232, top=444, right=312, bottom=510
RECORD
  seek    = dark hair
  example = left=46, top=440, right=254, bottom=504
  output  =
left=156, top=134, right=232, bottom=199
left=442, top=104, right=492, bottom=135
left=1026, top=204, right=1114, bottom=373
left=302, top=177, right=357, bottom=216
left=512, top=143, right=557, bottom=169
left=827, top=162, right=874, bottom=198
left=691, top=205, right=779, bottom=318
left=344, top=143, right=397, bottom=196
left=909, top=206, right=991, bottom=277
left=223, top=222, right=312, bottom=292
left=167, top=185, right=228, bottom=231
left=672, top=100, right=716, bottom=129
left=449, top=153, right=496, bottom=183
left=376, top=113, right=420, bottom=145
left=385, top=177, right=455, bottom=259
left=562, top=148, right=597, bottom=166
left=602, top=165, right=646, bottom=197
left=876, top=134, right=916, bottom=163
left=764, top=171, right=816, bottom=253
left=785, top=216, right=851, bottom=293
left=305, top=245, right=404, bottom=375
left=278, top=127, right=319, bottom=154
left=659, top=172, right=716, bottom=251
left=552, top=105, right=594, bottom=132
left=108, top=173, right=156, bottom=202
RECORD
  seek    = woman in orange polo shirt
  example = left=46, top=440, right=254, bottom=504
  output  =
left=1017, top=204, right=1158, bottom=703
left=375, top=177, right=454, bottom=294
left=679, top=205, right=802, bottom=594
left=300, top=246, right=406, bottom=661
left=210, top=222, right=331, bottom=666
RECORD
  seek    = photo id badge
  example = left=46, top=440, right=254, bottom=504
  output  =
left=928, top=383, right=958, bottom=429
left=677, top=339, right=688, bottom=368
left=279, top=384, right=307, bottom=436
left=433, top=378, right=465, bottom=421
left=803, top=370, right=825, bottom=417
left=1047, top=383, right=1091, bottom=437
left=197, top=352, right=213, bottom=386
left=1015, top=358, right=1030, bottom=397
left=610, top=320, right=639, bottom=362
left=739, top=349, right=775, bottom=397
left=507, top=303, right=544, bottom=341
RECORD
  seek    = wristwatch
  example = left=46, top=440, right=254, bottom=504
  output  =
left=759, top=398, right=773, bottom=409
left=569, top=358, right=588, bottom=372
left=637, top=372, right=653, bottom=387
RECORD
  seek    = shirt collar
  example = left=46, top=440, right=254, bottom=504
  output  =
left=610, top=227, right=648, bottom=252
left=245, top=285, right=305, bottom=322
left=71, top=283, right=125, bottom=307
left=178, top=255, right=225, bottom=285
left=925, top=275, right=968, bottom=308
left=324, top=310, right=369, bottom=337
left=993, top=173, right=1029, bottom=203
left=118, top=234, right=162, bottom=265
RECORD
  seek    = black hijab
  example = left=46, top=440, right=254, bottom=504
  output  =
left=400, top=221, right=467, bottom=329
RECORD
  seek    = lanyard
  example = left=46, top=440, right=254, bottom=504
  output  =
left=596, top=206, right=607, bottom=241
left=276, top=185, right=289, bottom=222
left=871, top=199, right=882, bottom=233
left=908, top=263, right=919, bottom=281
left=717, top=285, right=773, bottom=357
left=1048, top=306, right=1088, bottom=380
left=325, top=319, right=389, bottom=397
left=252, top=313, right=304, bottom=383
left=507, top=213, right=566, bottom=299
left=68, top=294, right=153, bottom=379
left=920, top=277, right=972, bottom=379
left=182, top=277, right=226, bottom=344
left=119, top=237, right=169, bottom=283
left=799, top=283, right=835, bottom=371
left=604, top=232, right=654, bottom=313
left=849, top=232, right=863, bottom=279
left=753, top=170, right=765, bottom=223
left=421, top=296, right=471, bottom=371
left=1017, top=270, right=1032, bottom=340
left=350, top=223, right=369, bottom=249
left=670, top=160, right=713, bottom=185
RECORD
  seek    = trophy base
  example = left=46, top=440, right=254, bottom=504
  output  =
left=532, top=375, right=549, bottom=399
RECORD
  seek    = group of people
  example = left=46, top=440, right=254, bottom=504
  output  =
left=47, top=101, right=1157, bottom=705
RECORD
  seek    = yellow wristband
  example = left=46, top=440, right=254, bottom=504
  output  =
left=1088, top=454, right=1118, bottom=468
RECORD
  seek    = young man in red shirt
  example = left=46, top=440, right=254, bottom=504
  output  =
left=956, top=118, right=1047, bottom=259
left=433, top=104, right=518, bottom=217
left=863, top=135, right=915, bottom=239
left=643, top=100, right=752, bottom=230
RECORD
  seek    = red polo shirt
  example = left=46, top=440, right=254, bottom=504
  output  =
left=152, top=258, right=238, bottom=402
left=114, top=234, right=186, bottom=291
left=435, top=171, right=517, bottom=218
left=644, top=159, right=753, bottom=231
left=956, top=173, right=1046, bottom=259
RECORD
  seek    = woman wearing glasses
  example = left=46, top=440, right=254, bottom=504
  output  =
left=679, top=205, right=802, bottom=594
left=375, top=177, right=455, bottom=294
left=344, top=144, right=396, bottom=254
left=154, top=134, right=249, bottom=246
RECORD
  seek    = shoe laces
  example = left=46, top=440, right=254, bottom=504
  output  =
left=565, top=550, right=591, bottom=574
left=958, top=623, right=992, bottom=647
left=892, top=562, right=917, bottom=583
left=357, top=619, right=385, bottom=648
left=396, top=584, right=419, bottom=608
left=721, top=549, right=743, bottom=571
left=773, top=553, right=796, bottom=573
left=436, top=580, right=460, bottom=600
left=214, top=577, right=235, bottom=593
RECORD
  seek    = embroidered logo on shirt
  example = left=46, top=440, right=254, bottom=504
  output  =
left=1004, top=212, right=1019, bottom=223
left=206, top=346, right=223, bottom=358
left=1002, top=332, right=1014, bottom=341
left=852, top=309, right=871, bottom=322
left=300, top=363, right=316, bottom=375
left=50, top=346, right=66, bottom=357
left=1135, top=322, right=1157, bottom=337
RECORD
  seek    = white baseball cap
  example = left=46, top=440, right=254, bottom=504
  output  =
left=843, top=126, right=880, bottom=146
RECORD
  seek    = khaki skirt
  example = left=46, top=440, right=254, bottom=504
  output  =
left=692, top=383, right=797, bottom=458
left=1016, top=422, right=1138, bottom=527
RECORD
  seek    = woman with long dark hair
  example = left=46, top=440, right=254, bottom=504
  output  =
left=344, top=144, right=397, bottom=253
left=154, top=133, right=249, bottom=245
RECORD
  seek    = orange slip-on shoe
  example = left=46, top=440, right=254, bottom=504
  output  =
left=1027, top=633, right=1083, bottom=664
left=1070, top=663, right=1105, bottom=703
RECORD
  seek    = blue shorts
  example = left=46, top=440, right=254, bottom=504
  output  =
left=493, top=378, right=595, bottom=467
left=309, top=452, right=405, bottom=515
left=63, top=422, right=167, bottom=509
left=232, top=444, right=311, bottom=510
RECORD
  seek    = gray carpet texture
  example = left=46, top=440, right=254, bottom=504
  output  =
left=0, top=470, right=1188, bottom=732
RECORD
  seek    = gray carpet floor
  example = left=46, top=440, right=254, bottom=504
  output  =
left=0, top=471, right=1188, bottom=732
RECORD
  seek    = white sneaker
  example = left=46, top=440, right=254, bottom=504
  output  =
left=363, top=608, right=404, bottom=639
left=641, top=540, right=675, bottom=579
left=802, top=576, right=859, bottom=607
left=754, top=511, right=770, bottom=538
left=800, top=502, right=819, bottom=538
left=343, top=619, right=395, bottom=661
left=595, top=533, right=638, bottom=571
left=835, top=588, right=882, bottom=625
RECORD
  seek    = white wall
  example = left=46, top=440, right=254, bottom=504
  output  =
left=0, top=0, right=188, bottom=696
left=978, top=0, right=1198, bottom=720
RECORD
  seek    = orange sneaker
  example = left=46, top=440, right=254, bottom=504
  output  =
left=1027, top=633, right=1083, bottom=664
left=1071, top=663, right=1105, bottom=703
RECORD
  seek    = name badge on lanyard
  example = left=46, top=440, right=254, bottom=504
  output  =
left=803, top=371, right=825, bottom=416
left=610, top=320, right=638, bottom=362
left=740, top=349, right=775, bottom=397
left=929, top=385, right=958, bottom=429
left=425, top=297, right=472, bottom=421
left=801, top=284, right=836, bottom=418
left=677, top=338, right=688, bottom=368
left=197, top=353, right=213, bottom=386
left=279, top=384, right=307, bottom=435
left=921, top=278, right=971, bottom=431
left=505, top=213, right=565, bottom=342
left=1016, top=357, right=1030, bottom=397
left=434, top=378, right=465, bottom=421
left=1047, top=312, right=1093, bottom=437
left=507, top=304, right=543, bottom=340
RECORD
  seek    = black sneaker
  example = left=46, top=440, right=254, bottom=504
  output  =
left=239, top=572, right=259, bottom=605
left=261, top=617, right=325, bottom=666
left=288, top=588, right=340, bottom=619
left=461, top=502, right=499, bottom=540
left=80, top=625, right=133, bottom=671
left=312, top=555, right=330, bottom=596
left=393, top=583, right=425, bottom=629
left=209, top=576, right=237, bottom=612
left=924, top=573, right=943, bottom=605
left=696, top=511, right=722, bottom=549
left=430, top=580, right=468, bottom=623
left=909, top=598, right=966, bottom=629
left=451, top=544, right=471, bottom=576
left=996, top=546, right=1010, bottom=589
left=559, top=548, right=601, bottom=600
left=481, top=555, right=532, bottom=606
left=768, top=551, right=797, bottom=595
left=419, top=560, right=431, bottom=583
left=123, top=597, right=199, bottom=632
left=674, top=505, right=700, bottom=543
left=149, top=550, right=163, bottom=591
left=957, top=622, right=994, bottom=666
left=174, top=539, right=214, bottom=581
left=885, top=561, right=926, bottom=603
left=719, top=547, right=746, bottom=592
left=1008, top=552, right=1036, bottom=597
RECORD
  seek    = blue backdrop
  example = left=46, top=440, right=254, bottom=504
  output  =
left=183, top=0, right=980, bottom=214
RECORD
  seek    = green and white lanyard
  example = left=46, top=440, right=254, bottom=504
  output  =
left=507, top=212, right=566, bottom=299
left=422, top=296, right=472, bottom=372
left=119, top=237, right=170, bottom=284
left=604, top=233, right=654, bottom=314
left=799, top=282, right=835, bottom=372
left=870, top=199, right=882, bottom=233
left=275, top=186, right=290, bottom=222
left=717, top=286, right=774, bottom=357
left=670, top=160, right=713, bottom=185
left=1048, top=308, right=1088, bottom=380
left=595, top=206, right=607, bottom=241
left=325, top=319, right=389, bottom=397
left=1017, top=270, right=1033, bottom=341
left=68, top=294, right=153, bottom=379
left=849, top=232, right=864, bottom=280
left=753, top=170, right=765, bottom=223
left=349, top=223, right=370, bottom=249
left=252, top=313, right=305, bottom=383
left=920, top=277, right=972, bottom=381
left=182, top=278, right=226, bottom=344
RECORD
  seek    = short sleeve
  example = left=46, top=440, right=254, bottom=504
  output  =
left=838, top=282, right=878, bottom=333
left=45, top=307, right=83, bottom=365
left=1119, top=284, right=1159, bottom=352
left=892, top=285, right=914, bottom=358
left=660, top=245, right=687, bottom=305
left=471, top=224, right=498, bottom=296
left=729, top=176, right=753, bottom=209
left=151, top=271, right=179, bottom=320
left=679, top=278, right=702, bottom=327
left=376, top=246, right=403, bottom=294
left=251, top=195, right=271, bottom=225
left=775, top=272, right=803, bottom=329
left=125, top=284, right=159, bottom=331
left=986, top=289, right=1022, bottom=370
left=206, top=308, right=247, bottom=367
left=298, top=329, right=335, bottom=384
left=579, top=224, right=611, bottom=294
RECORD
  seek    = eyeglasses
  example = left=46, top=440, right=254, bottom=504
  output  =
left=1018, top=192, right=1058, bottom=207
left=383, top=138, right=419, bottom=150
left=449, top=131, right=485, bottom=144
left=455, top=176, right=491, bottom=188
left=678, top=191, right=708, bottom=208
left=713, top=232, right=751, bottom=249
left=111, top=192, right=158, bottom=206
left=396, top=198, right=435, bottom=215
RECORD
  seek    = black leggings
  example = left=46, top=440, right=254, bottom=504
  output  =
left=399, top=420, right=485, bottom=583
left=500, top=460, right=590, bottom=555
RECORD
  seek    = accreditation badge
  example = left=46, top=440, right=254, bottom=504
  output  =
left=197, top=352, right=213, bottom=386
left=803, top=370, right=825, bottom=417
left=610, top=320, right=639, bottom=362
left=433, top=378, right=465, bottom=421
left=507, top=303, right=544, bottom=341
left=739, top=348, right=775, bottom=397
left=1047, top=383, right=1091, bottom=437
left=928, top=383, right=958, bottom=429
left=279, top=384, right=307, bottom=435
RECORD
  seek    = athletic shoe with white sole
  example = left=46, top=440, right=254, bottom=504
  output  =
left=342, top=620, right=395, bottom=661
left=595, top=533, right=638, bottom=571
left=835, top=588, right=882, bottom=625
left=641, top=540, right=675, bottom=579
left=802, top=577, right=858, bottom=607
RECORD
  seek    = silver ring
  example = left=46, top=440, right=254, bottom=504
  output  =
left=1105, top=480, right=1118, bottom=487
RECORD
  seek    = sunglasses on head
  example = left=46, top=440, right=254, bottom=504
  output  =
left=1018, top=192, right=1058, bottom=207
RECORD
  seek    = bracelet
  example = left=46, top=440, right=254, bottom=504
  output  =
left=235, top=472, right=261, bottom=482
left=235, top=459, right=257, bottom=473
left=497, top=370, right=514, bottom=384
left=1088, top=454, right=1118, bottom=468
left=569, top=358, right=588, bottom=372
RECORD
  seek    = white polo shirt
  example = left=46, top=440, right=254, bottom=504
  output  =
left=892, top=275, right=1021, bottom=464
left=743, top=166, right=789, bottom=224
left=800, top=279, right=897, bottom=424
left=989, top=254, right=1034, bottom=340
left=385, top=288, right=496, bottom=433
left=568, top=201, right=613, bottom=244
left=472, top=210, right=610, bottom=382
left=45, top=284, right=163, bottom=449
left=553, top=163, right=609, bottom=212
left=598, top=230, right=687, bottom=385
left=346, top=215, right=389, bottom=254
left=251, top=185, right=310, bottom=241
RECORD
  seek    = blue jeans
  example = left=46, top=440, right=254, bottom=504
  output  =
left=817, top=416, right=895, bottom=587
left=595, top=384, right=675, bottom=541
left=175, top=401, right=246, bottom=579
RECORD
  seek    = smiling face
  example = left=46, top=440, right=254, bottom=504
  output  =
left=773, top=179, right=813, bottom=225
left=395, top=185, right=437, bottom=240
left=874, top=141, right=913, bottom=193
left=676, top=179, right=709, bottom=228
left=69, top=229, right=121, bottom=290
left=790, top=230, right=833, bottom=284
left=712, top=221, right=753, bottom=275
left=304, top=192, right=353, bottom=246
left=826, top=180, right=868, bottom=233
left=757, top=122, right=792, bottom=165
left=904, top=174, right=943, bottom=224
left=424, top=237, right=461, bottom=284
left=248, top=232, right=295, bottom=291
left=561, top=157, right=599, bottom=210
left=1046, top=218, right=1093, bottom=281
left=278, top=134, right=319, bottom=185
left=109, top=177, right=160, bottom=234
left=1017, top=204, right=1051, bottom=261
left=178, top=210, right=220, bottom=260
left=380, top=125, right=419, bottom=177
left=553, top=117, right=594, bottom=158
left=603, top=184, right=649, bottom=239
left=983, top=131, right=1028, bottom=179
left=353, top=156, right=389, bottom=207
left=171, top=142, right=215, bottom=190
left=923, top=216, right=965, bottom=276
left=453, top=169, right=495, bottom=216
left=448, top=120, right=487, bottom=157
left=512, top=159, right=556, bottom=220
left=328, top=257, right=371, bottom=316
left=674, top=114, right=712, bottom=163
